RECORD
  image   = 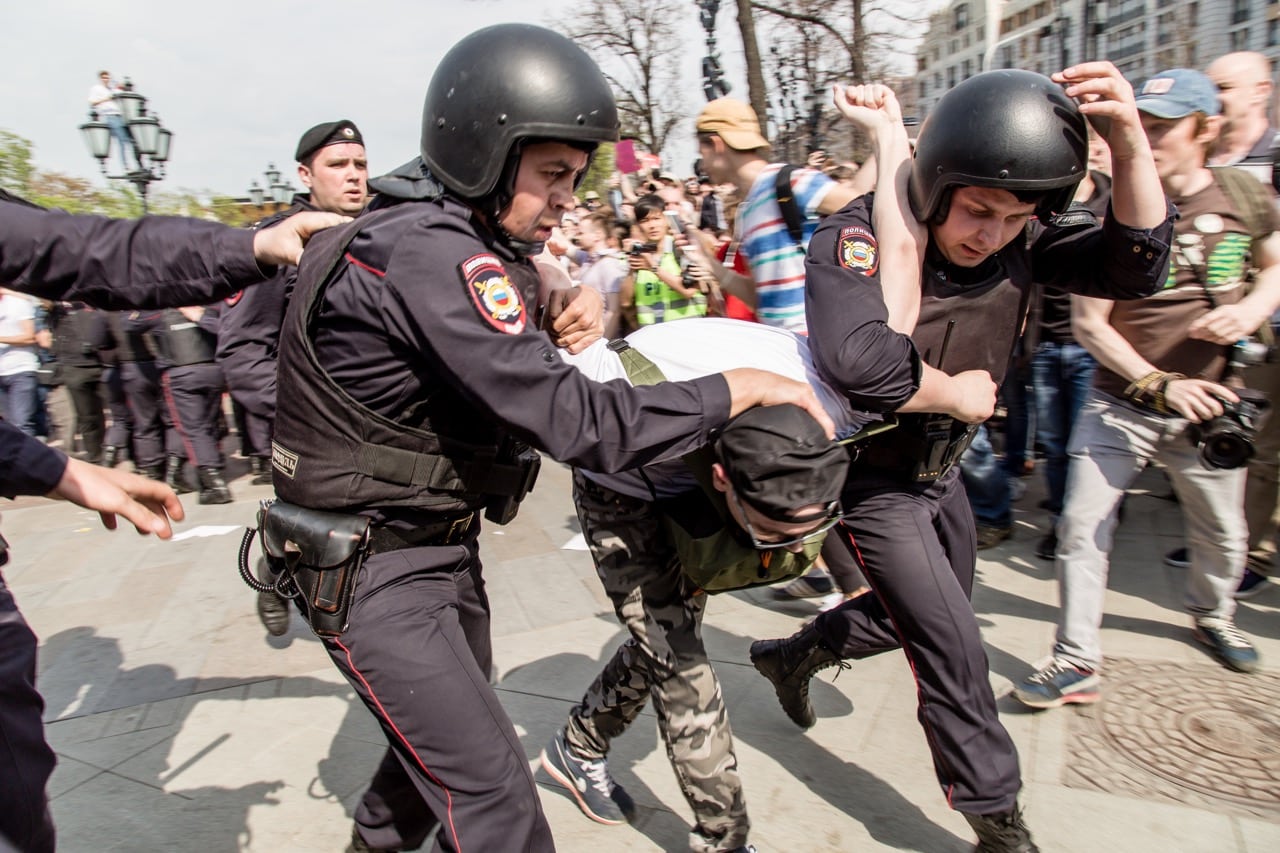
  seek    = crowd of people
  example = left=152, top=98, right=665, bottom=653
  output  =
left=3, top=22, right=1279, bottom=853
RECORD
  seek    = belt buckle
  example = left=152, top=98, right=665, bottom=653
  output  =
left=445, top=513, right=472, bottom=543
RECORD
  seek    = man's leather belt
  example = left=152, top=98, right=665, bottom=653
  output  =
left=366, top=512, right=476, bottom=555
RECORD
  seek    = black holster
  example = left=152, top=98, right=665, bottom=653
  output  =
left=257, top=499, right=370, bottom=638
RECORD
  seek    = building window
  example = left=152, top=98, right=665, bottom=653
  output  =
left=1269, top=18, right=1280, bottom=47
left=955, top=3, right=969, bottom=31
left=1231, top=27, right=1250, bottom=50
left=962, top=58, right=973, bottom=79
left=919, top=80, right=927, bottom=100
left=1231, top=0, right=1250, bottom=25
left=948, top=66, right=956, bottom=88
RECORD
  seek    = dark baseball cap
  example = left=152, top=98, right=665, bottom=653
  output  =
left=295, top=119, right=365, bottom=162
left=1135, top=69, right=1221, bottom=119
left=714, top=404, right=848, bottom=523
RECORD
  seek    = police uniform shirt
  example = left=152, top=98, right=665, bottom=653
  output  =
left=304, top=196, right=732, bottom=484
left=215, top=195, right=318, bottom=410
left=561, top=317, right=863, bottom=500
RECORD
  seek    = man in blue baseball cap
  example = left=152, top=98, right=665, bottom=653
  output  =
left=1017, top=67, right=1280, bottom=710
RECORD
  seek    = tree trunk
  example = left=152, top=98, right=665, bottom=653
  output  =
left=735, top=0, right=770, bottom=133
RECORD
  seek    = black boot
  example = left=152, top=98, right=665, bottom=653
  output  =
left=254, top=557, right=291, bottom=637
left=963, top=805, right=1039, bottom=853
left=197, top=467, right=232, bottom=505
left=164, top=455, right=193, bottom=494
left=748, top=621, right=846, bottom=729
left=250, top=456, right=273, bottom=486
left=141, top=463, right=164, bottom=481
left=102, top=445, right=122, bottom=469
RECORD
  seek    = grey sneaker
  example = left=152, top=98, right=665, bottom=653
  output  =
left=540, top=729, right=635, bottom=825
left=1193, top=617, right=1260, bottom=673
left=1012, top=659, right=1100, bottom=709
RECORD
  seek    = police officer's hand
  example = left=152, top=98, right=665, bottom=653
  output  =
left=1051, top=62, right=1142, bottom=157
left=831, top=83, right=903, bottom=135
left=252, top=211, right=352, bottom=268
left=945, top=369, right=999, bottom=424
left=1165, top=379, right=1238, bottom=423
left=722, top=368, right=837, bottom=439
left=547, top=285, right=605, bottom=354
left=50, top=457, right=185, bottom=538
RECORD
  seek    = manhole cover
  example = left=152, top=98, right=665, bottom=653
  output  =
left=1065, top=658, right=1280, bottom=818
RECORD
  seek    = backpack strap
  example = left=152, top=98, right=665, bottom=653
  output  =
left=773, top=164, right=806, bottom=247
left=1212, top=165, right=1274, bottom=246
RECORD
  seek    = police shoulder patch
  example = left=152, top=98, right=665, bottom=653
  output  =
left=838, top=225, right=878, bottom=274
left=460, top=253, right=526, bottom=334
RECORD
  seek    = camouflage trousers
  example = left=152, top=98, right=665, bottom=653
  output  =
left=565, top=470, right=749, bottom=852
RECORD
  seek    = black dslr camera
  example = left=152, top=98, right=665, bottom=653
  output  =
left=1187, top=389, right=1270, bottom=470
left=628, top=241, right=659, bottom=256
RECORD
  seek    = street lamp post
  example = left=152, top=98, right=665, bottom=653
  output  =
left=78, top=79, right=172, bottom=215
left=247, top=163, right=295, bottom=216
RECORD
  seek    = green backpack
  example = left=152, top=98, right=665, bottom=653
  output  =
left=613, top=341, right=826, bottom=593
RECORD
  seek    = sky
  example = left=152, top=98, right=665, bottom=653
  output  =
left=1, top=0, right=933, bottom=202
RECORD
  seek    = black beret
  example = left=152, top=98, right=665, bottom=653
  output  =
left=295, top=120, right=364, bottom=162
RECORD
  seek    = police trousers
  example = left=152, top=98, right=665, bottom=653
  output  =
left=565, top=471, right=749, bottom=852
left=0, top=569, right=57, bottom=853
left=327, top=527, right=553, bottom=853
left=161, top=362, right=225, bottom=469
left=814, top=467, right=1022, bottom=815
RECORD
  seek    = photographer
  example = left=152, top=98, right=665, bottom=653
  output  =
left=621, top=193, right=707, bottom=326
left=1016, top=69, right=1280, bottom=710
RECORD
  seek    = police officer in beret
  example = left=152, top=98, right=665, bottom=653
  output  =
left=216, top=120, right=369, bottom=634
left=269, top=23, right=830, bottom=853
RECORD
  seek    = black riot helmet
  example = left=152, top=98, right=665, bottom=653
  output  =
left=420, top=24, right=619, bottom=202
left=909, top=69, right=1088, bottom=224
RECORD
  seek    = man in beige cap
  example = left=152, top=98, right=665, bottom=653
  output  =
left=692, top=98, right=864, bottom=333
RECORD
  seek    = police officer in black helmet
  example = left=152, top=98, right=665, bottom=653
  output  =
left=748, top=62, right=1173, bottom=851
left=268, top=24, right=832, bottom=853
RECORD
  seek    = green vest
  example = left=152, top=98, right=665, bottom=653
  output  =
left=613, top=341, right=824, bottom=593
left=633, top=251, right=707, bottom=326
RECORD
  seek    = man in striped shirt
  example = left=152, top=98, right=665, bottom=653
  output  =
left=693, top=97, right=866, bottom=333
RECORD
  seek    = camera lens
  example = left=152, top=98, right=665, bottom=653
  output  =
left=1201, top=430, right=1253, bottom=469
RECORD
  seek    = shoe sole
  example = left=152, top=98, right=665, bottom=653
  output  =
left=1012, top=688, right=1101, bottom=710
left=538, top=748, right=627, bottom=825
left=1192, top=630, right=1261, bottom=673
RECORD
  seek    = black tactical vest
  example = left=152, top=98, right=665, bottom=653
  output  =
left=271, top=201, right=530, bottom=513
left=858, top=242, right=1032, bottom=479
left=152, top=308, right=216, bottom=366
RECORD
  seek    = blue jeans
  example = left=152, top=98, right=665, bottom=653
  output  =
left=960, top=424, right=1012, bottom=528
left=0, top=371, right=39, bottom=436
left=1031, top=342, right=1097, bottom=516
left=105, top=114, right=138, bottom=170
left=1001, top=362, right=1033, bottom=477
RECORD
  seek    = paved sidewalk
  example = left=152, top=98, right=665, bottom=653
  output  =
left=4, top=457, right=1278, bottom=851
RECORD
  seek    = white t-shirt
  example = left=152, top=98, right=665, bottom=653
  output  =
left=0, top=293, right=40, bottom=376
left=560, top=317, right=863, bottom=499
left=88, top=83, right=121, bottom=116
